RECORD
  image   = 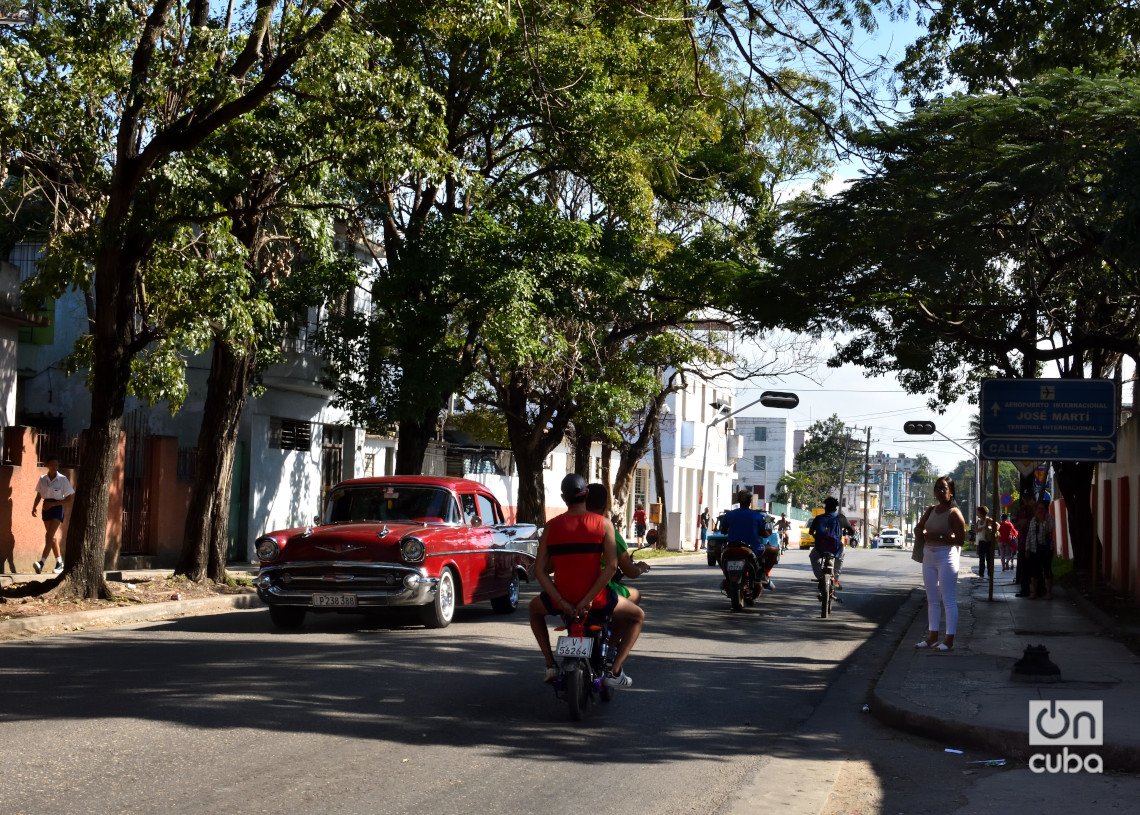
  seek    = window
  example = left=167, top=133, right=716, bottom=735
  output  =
left=476, top=493, right=502, bottom=525
left=753, top=426, right=767, bottom=442
left=269, top=418, right=312, bottom=450
left=754, top=455, right=766, bottom=471
left=460, top=493, right=479, bottom=524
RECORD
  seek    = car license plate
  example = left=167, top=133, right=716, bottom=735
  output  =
left=555, top=636, right=593, bottom=658
left=725, top=559, right=745, bottom=575
left=312, top=593, right=357, bottom=608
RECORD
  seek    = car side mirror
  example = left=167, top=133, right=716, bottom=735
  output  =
left=469, top=516, right=483, bottom=528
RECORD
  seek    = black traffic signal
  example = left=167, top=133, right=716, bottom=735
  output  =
left=903, top=420, right=937, bottom=435
left=759, top=391, right=799, bottom=409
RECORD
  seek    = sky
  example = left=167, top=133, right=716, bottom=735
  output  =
left=729, top=11, right=980, bottom=477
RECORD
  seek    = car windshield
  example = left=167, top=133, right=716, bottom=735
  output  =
left=325, top=486, right=461, bottom=525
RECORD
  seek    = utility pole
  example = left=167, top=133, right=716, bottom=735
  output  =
left=861, top=426, right=872, bottom=543
left=837, top=432, right=854, bottom=508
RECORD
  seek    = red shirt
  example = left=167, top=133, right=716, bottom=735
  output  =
left=633, top=510, right=646, bottom=525
left=998, top=520, right=1017, bottom=543
left=545, top=511, right=607, bottom=607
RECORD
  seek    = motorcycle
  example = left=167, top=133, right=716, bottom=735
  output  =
left=719, top=542, right=762, bottom=611
left=817, top=552, right=839, bottom=618
left=552, top=609, right=617, bottom=721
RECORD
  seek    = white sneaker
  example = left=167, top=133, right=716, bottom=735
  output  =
left=52, top=562, right=64, bottom=574
left=603, top=669, right=633, bottom=689
left=32, top=560, right=44, bottom=574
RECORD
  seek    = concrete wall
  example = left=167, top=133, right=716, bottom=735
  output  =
left=0, top=426, right=126, bottom=573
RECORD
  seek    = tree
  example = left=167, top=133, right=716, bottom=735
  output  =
left=773, top=71, right=1140, bottom=569
left=788, top=415, right=864, bottom=509
left=899, top=0, right=1140, bottom=97
left=0, top=2, right=359, bottom=598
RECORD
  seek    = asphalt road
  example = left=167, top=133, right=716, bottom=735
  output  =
left=0, top=548, right=920, bottom=815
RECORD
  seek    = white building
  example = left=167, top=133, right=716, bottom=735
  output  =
left=732, top=416, right=796, bottom=507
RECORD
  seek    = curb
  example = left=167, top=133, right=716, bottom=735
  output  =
left=869, top=585, right=1140, bottom=772
left=0, top=593, right=263, bottom=638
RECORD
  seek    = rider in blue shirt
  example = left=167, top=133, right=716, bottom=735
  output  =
left=719, top=490, right=771, bottom=564
left=809, top=496, right=857, bottom=590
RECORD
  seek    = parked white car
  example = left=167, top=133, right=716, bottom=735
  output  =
left=879, top=527, right=904, bottom=549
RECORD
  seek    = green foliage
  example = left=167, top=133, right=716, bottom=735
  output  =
left=787, top=414, right=864, bottom=509
left=773, top=71, right=1140, bottom=409
left=899, top=0, right=1140, bottom=96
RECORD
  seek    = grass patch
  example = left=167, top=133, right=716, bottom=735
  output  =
left=1052, top=556, right=1073, bottom=580
left=631, top=547, right=699, bottom=561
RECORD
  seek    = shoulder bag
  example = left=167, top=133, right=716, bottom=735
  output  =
left=911, top=505, right=934, bottom=564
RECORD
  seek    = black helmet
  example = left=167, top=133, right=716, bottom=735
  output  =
left=561, top=473, right=589, bottom=503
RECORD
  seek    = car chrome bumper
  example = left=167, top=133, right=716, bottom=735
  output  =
left=255, top=561, right=440, bottom=609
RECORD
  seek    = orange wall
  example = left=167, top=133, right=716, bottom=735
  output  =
left=0, top=426, right=128, bottom=574
left=146, top=435, right=193, bottom=565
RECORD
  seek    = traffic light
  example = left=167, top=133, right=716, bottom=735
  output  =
left=759, top=391, right=799, bottom=409
left=903, top=420, right=937, bottom=435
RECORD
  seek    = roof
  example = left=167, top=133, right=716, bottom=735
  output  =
left=337, top=475, right=492, bottom=493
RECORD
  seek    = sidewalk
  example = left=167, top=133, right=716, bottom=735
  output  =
left=0, top=566, right=262, bottom=638
left=872, top=558, right=1140, bottom=772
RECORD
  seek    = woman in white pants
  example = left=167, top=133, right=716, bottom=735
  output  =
left=913, top=476, right=966, bottom=651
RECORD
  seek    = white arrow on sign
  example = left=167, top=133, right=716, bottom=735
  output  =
left=991, top=402, right=1001, bottom=416
left=1092, top=444, right=1107, bottom=454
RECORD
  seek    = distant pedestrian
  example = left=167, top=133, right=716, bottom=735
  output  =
left=997, top=513, right=1017, bottom=571
left=633, top=504, right=647, bottom=546
left=1013, top=495, right=1036, bottom=596
left=31, top=457, right=74, bottom=575
left=1023, top=499, right=1056, bottom=600
left=698, top=507, right=711, bottom=551
left=973, top=506, right=997, bottom=579
left=913, top=476, right=966, bottom=651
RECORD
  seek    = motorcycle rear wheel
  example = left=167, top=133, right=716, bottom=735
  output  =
left=729, top=581, right=743, bottom=611
left=565, top=661, right=590, bottom=721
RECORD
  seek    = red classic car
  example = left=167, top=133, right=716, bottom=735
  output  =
left=254, top=476, right=537, bottom=629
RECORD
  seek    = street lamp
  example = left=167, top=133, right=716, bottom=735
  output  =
left=695, top=391, right=799, bottom=548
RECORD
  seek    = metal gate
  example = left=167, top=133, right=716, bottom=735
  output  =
left=120, top=412, right=152, bottom=555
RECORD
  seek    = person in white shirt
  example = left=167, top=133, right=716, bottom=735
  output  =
left=31, top=457, right=74, bottom=574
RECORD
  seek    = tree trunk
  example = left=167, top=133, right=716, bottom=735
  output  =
left=1053, top=461, right=1095, bottom=572
left=600, top=440, right=612, bottom=514
left=395, top=416, right=435, bottom=475
left=177, top=338, right=256, bottom=581
left=572, top=428, right=592, bottom=478
left=514, top=447, right=548, bottom=525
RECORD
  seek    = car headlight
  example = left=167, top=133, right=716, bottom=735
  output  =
left=400, top=536, right=426, bottom=563
left=256, top=536, right=281, bottom=562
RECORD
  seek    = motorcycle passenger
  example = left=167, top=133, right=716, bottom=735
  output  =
left=530, top=474, right=618, bottom=685
left=808, top=497, right=857, bottom=590
left=586, top=484, right=646, bottom=688
left=718, top=489, right=770, bottom=575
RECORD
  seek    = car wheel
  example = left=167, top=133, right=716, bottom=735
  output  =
left=491, top=572, right=520, bottom=613
left=421, top=567, right=457, bottom=629
left=269, top=606, right=306, bottom=629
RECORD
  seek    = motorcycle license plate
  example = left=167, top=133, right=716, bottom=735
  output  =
left=725, top=559, right=745, bottom=576
left=556, top=636, right=593, bottom=658
left=312, top=593, right=357, bottom=608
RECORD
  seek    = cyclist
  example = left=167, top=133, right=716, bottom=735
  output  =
left=530, top=474, right=618, bottom=684
left=776, top=513, right=791, bottom=552
left=808, top=497, right=857, bottom=590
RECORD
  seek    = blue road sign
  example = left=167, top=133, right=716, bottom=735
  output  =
left=980, top=379, right=1116, bottom=439
left=980, top=438, right=1116, bottom=463
left=979, top=379, right=1117, bottom=462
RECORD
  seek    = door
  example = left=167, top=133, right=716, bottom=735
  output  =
left=320, top=426, right=344, bottom=520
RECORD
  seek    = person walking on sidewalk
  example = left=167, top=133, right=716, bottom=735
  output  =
left=1013, top=494, right=1036, bottom=596
left=973, top=506, right=997, bottom=579
left=913, top=476, right=966, bottom=651
left=31, top=457, right=74, bottom=574
left=1023, top=499, right=1056, bottom=600
left=997, top=513, right=1017, bottom=571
